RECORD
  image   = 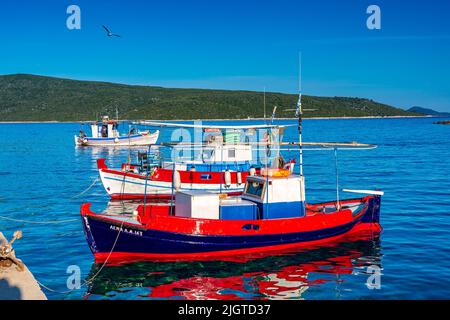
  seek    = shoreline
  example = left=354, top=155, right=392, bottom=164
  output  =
left=0, top=115, right=437, bottom=124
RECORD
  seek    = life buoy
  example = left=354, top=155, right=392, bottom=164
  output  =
left=261, top=168, right=291, bottom=177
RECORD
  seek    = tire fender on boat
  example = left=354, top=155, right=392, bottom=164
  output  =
left=224, top=169, right=231, bottom=188
left=237, top=171, right=242, bottom=185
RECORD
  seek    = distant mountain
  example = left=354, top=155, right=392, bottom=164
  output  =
left=407, top=106, right=450, bottom=117
left=0, top=74, right=422, bottom=121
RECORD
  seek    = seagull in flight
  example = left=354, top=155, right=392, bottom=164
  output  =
left=102, top=25, right=121, bottom=37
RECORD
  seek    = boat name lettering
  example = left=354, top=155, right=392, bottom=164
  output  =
left=110, top=225, right=143, bottom=236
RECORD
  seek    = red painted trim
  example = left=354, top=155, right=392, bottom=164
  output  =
left=80, top=203, right=93, bottom=216
left=306, top=196, right=372, bottom=210
left=99, top=159, right=261, bottom=185
left=110, top=193, right=172, bottom=200
left=109, top=191, right=242, bottom=200
left=93, top=223, right=380, bottom=263
left=97, top=158, right=107, bottom=170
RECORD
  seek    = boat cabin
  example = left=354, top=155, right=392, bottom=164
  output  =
left=200, top=143, right=253, bottom=163
left=174, top=175, right=306, bottom=221
left=90, top=116, right=120, bottom=138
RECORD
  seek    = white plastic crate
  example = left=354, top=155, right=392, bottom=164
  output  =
left=176, top=190, right=220, bottom=219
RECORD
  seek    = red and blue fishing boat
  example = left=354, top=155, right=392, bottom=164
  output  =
left=81, top=173, right=383, bottom=263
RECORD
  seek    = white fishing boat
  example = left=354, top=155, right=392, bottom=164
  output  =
left=97, top=123, right=294, bottom=200
left=74, top=116, right=159, bottom=147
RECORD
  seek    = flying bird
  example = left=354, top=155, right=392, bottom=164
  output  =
left=102, top=25, right=121, bottom=37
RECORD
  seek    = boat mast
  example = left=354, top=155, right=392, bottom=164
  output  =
left=271, top=106, right=277, bottom=124
left=263, top=86, right=267, bottom=122
left=296, top=52, right=304, bottom=176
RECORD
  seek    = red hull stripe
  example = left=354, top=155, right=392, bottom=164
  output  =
left=109, top=191, right=242, bottom=200
left=102, top=167, right=254, bottom=184
left=98, top=158, right=259, bottom=185
left=110, top=194, right=172, bottom=200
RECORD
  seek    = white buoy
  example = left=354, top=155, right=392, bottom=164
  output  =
left=114, top=138, right=119, bottom=143
left=224, top=169, right=231, bottom=187
left=249, top=167, right=256, bottom=176
left=173, top=170, right=181, bottom=191
left=237, top=171, right=242, bottom=185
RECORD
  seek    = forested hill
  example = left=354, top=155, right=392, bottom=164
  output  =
left=0, top=74, right=419, bottom=121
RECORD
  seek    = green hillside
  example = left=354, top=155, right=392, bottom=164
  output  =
left=0, top=74, right=419, bottom=121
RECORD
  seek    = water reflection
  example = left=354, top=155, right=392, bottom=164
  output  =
left=84, top=237, right=382, bottom=300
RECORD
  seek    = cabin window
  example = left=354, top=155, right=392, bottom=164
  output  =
left=202, top=149, right=214, bottom=160
left=228, top=148, right=236, bottom=158
left=244, top=180, right=265, bottom=199
left=101, top=125, right=108, bottom=137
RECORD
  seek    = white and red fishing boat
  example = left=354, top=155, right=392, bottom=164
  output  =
left=74, top=115, right=159, bottom=147
left=97, top=123, right=294, bottom=200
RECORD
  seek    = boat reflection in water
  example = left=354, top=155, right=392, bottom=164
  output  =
left=83, top=203, right=382, bottom=300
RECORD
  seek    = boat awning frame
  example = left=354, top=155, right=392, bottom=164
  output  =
left=132, top=121, right=293, bottom=130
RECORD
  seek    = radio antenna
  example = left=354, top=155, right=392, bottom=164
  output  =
left=296, top=52, right=303, bottom=176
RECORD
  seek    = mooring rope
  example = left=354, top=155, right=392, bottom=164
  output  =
left=71, top=177, right=100, bottom=199
left=0, top=177, right=100, bottom=225
left=35, top=217, right=125, bottom=294
left=34, top=164, right=129, bottom=295
left=0, top=215, right=78, bottom=224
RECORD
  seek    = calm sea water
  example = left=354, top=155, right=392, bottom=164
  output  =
left=1, top=117, right=450, bottom=300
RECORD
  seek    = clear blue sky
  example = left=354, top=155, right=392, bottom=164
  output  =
left=1, top=0, right=450, bottom=111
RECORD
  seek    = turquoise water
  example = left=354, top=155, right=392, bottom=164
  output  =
left=1, top=117, right=450, bottom=299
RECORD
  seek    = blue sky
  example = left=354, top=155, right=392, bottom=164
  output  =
left=1, top=0, right=450, bottom=111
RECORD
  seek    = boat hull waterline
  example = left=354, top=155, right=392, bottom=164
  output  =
left=80, top=195, right=381, bottom=263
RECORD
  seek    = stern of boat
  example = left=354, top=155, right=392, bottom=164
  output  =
left=346, top=195, right=382, bottom=236
left=361, top=195, right=381, bottom=224
left=74, top=135, right=81, bottom=146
